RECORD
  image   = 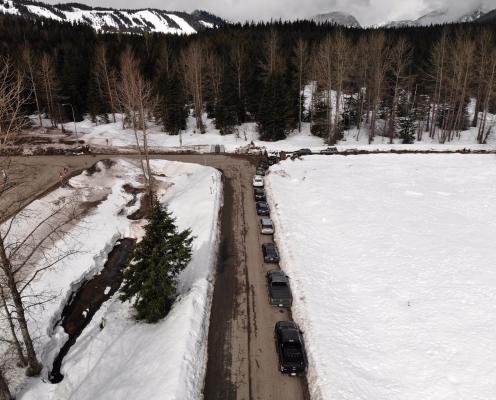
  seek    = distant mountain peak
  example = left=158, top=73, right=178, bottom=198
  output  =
left=312, top=11, right=361, bottom=28
left=384, top=6, right=495, bottom=28
left=0, top=0, right=225, bottom=34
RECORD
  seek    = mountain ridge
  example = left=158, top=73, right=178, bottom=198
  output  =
left=0, top=0, right=226, bottom=34
left=384, top=6, right=494, bottom=28
left=312, top=11, right=361, bottom=28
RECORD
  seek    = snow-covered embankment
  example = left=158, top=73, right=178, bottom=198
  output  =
left=8, top=159, right=222, bottom=400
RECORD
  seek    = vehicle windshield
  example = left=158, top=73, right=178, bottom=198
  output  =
left=272, top=281, right=287, bottom=287
left=282, top=343, right=303, bottom=362
left=259, top=203, right=268, bottom=209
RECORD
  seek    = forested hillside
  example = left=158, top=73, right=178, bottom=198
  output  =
left=0, top=13, right=495, bottom=145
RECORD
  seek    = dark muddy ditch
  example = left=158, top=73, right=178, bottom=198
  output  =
left=49, top=238, right=135, bottom=384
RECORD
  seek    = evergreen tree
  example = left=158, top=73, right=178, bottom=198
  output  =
left=310, top=91, right=328, bottom=137
left=398, top=108, right=417, bottom=144
left=87, top=71, right=108, bottom=124
left=120, top=198, right=193, bottom=323
left=215, top=67, right=239, bottom=135
left=158, top=69, right=187, bottom=135
left=256, top=73, right=294, bottom=141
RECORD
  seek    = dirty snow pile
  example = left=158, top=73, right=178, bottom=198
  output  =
left=266, top=154, right=496, bottom=400
left=4, top=159, right=221, bottom=400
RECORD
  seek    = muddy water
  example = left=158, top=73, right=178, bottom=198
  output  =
left=49, top=238, right=135, bottom=383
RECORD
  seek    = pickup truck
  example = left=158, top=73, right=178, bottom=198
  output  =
left=266, top=270, right=292, bottom=307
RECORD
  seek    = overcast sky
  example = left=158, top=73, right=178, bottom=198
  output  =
left=45, top=0, right=496, bottom=25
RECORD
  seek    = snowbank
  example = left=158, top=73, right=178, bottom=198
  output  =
left=266, top=154, right=496, bottom=400
left=4, top=159, right=221, bottom=400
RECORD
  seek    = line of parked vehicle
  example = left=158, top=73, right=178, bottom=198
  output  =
left=252, top=159, right=308, bottom=377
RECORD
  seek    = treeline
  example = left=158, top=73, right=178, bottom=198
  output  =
left=0, top=14, right=496, bottom=144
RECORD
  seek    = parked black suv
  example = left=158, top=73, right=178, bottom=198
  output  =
left=262, top=242, right=279, bottom=263
left=254, top=188, right=266, bottom=201
left=266, top=271, right=292, bottom=307
left=268, top=155, right=279, bottom=165
left=256, top=201, right=270, bottom=216
left=256, top=167, right=266, bottom=176
left=274, top=321, right=308, bottom=375
left=295, top=148, right=312, bottom=156
left=258, top=160, right=269, bottom=170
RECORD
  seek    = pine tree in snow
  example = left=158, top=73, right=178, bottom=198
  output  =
left=120, top=198, right=193, bottom=323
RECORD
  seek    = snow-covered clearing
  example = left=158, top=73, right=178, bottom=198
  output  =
left=2, top=159, right=221, bottom=400
left=266, top=154, right=496, bottom=400
left=75, top=116, right=496, bottom=154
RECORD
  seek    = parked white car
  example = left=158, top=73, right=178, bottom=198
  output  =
left=260, top=218, right=275, bottom=235
left=253, top=175, right=264, bottom=187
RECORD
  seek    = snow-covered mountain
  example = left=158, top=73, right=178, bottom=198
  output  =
left=385, top=7, right=493, bottom=28
left=0, top=0, right=225, bottom=34
left=475, top=8, right=496, bottom=23
left=312, top=11, right=361, bottom=28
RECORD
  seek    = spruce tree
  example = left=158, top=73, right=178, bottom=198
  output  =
left=157, top=68, right=187, bottom=135
left=256, top=73, right=294, bottom=141
left=215, top=68, right=239, bottom=135
left=398, top=116, right=416, bottom=144
left=120, top=198, right=193, bottom=323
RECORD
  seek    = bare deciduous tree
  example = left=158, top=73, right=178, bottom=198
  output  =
left=478, top=49, right=496, bottom=143
left=119, top=47, right=157, bottom=200
left=428, top=31, right=447, bottom=140
left=230, top=38, right=246, bottom=109
left=471, top=30, right=493, bottom=128
left=0, top=283, right=26, bottom=367
left=331, top=31, right=351, bottom=144
left=21, top=46, right=42, bottom=128
left=181, top=41, right=205, bottom=133
left=0, top=204, right=80, bottom=376
left=94, top=43, right=118, bottom=123
left=313, top=35, right=334, bottom=141
left=0, top=365, right=11, bottom=400
left=388, top=37, right=412, bottom=143
left=39, top=53, right=60, bottom=128
left=0, top=59, right=28, bottom=148
left=367, top=32, right=389, bottom=144
left=205, top=47, right=223, bottom=115
left=293, top=38, right=308, bottom=133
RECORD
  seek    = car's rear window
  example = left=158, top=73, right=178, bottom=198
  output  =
left=282, top=343, right=303, bottom=361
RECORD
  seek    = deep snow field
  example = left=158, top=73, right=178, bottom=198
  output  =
left=1, top=159, right=221, bottom=400
left=266, top=154, right=496, bottom=400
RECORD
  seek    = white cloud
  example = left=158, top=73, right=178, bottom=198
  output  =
left=42, top=0, right=496, bottom=26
